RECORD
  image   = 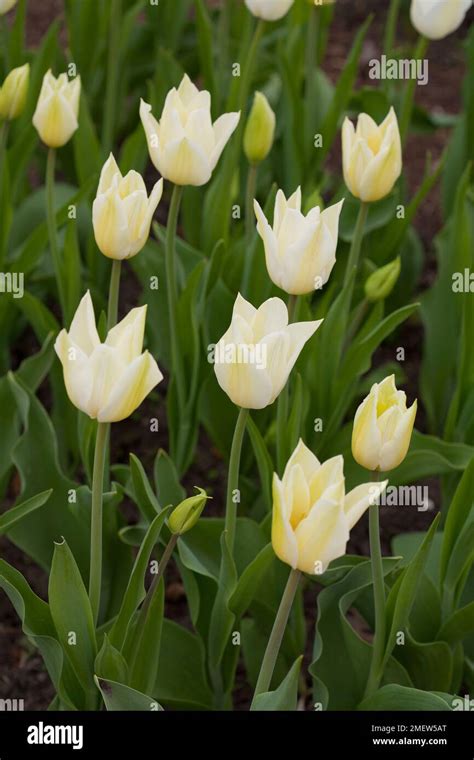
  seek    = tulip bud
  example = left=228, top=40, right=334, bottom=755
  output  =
left=214, top=293, right=322, bottom=409
left=140, top=74, right=240, bottom=187
left=364, top=257, right=401, bottom=303
left=410, top=0, right=471, bottom=40
left=168, top=488, right=210, bottom=535
left=352, top=375, right=417, bottom=472
left=55, top=292, right=163, bottom=423
left=272, top=440, right=387, bottom=574
left=33, top=70, right=81, bottom=148
left=254, top=188, right=343, bottom=295
left=342, top=107, right=402, bottom=203
left=244, top=92, right=275, bottom=166
left=245, top=0, right=294, bottom=21
left=93, top=154, right=163, bottom=260
left=0, top=63, right=29, bottom=121
left=0, top=0, right=17, bottom=14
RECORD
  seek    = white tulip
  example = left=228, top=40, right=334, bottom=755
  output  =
left=245, top=0, right=294, bottom=21
left=254, top=188, right=343, bottom=295
left=140, top=74, right=240, bottom=186
left=410, top=0, right=472, bottom=40
left=213, top=293, right=322, bottom=409
left=93, top=154, right=163, bottom=260
left=55, top=292, right=163, bottom=423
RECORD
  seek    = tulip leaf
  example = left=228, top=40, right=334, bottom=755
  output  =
left=251, top=656, right=302, bottom=711
left=129, top=452, right=160, bottom=522
left=440, top=456, right=474, bottom=585
left=228, top=543, right=275, bottom=619
left=49, top=539, right=97, bottom=697
left=94, top=635, right=129, bottom=685
left=358, top=685, right=453, bottom=711
left=246, top=416, right=273, bottom=511
left=0, top=489, right=52, bottom=536
left=438, top=602, right=474, bottom=645
left=383, top=515, right=441, bottom=671
left=153, top=449, right=185, bottom=511
left=310, top=557, right=403, bottom=710
left=108, top=508, right=171, bottom=652
left=127, top=580, right=164, bottom=695
left=394, top=632, right=453, bottom=693
left=95, top=677, right=163, bottom=712
left=154, top=619, right=213, bottom=710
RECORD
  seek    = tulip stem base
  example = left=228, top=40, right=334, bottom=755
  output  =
left=225, top=407, right=249, bottom=551
left=344, top=201, right=368, bottom=288
left=46, top=148, right=68, bottom=321
left=89, top=421, right=109, bottom=625
left=102, top=0, right=122, bottom=153
left=107, top=259, right=122, bottom=330
left=251, top=568, right=301, bottom=706
left=364, top=475, right=387, bottom=699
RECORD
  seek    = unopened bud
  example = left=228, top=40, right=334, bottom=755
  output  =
left=0, top=63, right=29, bottom=121
left=168, top=487, right=210, bottom=535
left=364, top=257, right=401, bottom=303
left=243, top=92, right=275, bottom=166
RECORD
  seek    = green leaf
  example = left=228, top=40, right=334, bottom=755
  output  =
left=440, top=457, right=474, bottom=584
left=49, top=539, right=97, bottom=695
left=358, top=685, right=453, bottom=711
left=130, top=453, right=160, bottom=523
left=153, top=449, right=185, bottom=510
left=94, top=635, right=129, bottom=684
left=108, top=508, right=171, bottom=651
left=438, top=602, right=474, bottom=644
left=95, top=677, right=163, bottom=712
left=229, top=543, right=275, bottom=619
left=251, top=656, right=302, bottom=711
left=383, top=515, right=441, bottom=670
left=155, top=619, right=213, bottom=710
left=128, top=581, right=164, bottom=695
left=0, top=489, right=52, bottom=535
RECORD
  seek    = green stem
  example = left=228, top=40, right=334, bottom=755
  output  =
left=138, top=533, right=178, bottom=625
left=1, top=15, right=10, bottom=73
left=251, top=568, right=301, bottom=705
left=107, top=259, right=122, bottom=330
left=165, top=184, right=185, bottom=410
left=344, top=201, right=368, bottom=288
left=46, top=148, right=68, bottom=320
left=0, top=121, right=9, bottom=267
left=383, top=0, right=401, bottom=57
left=364, top=471, right=386, bottom=698
left=399, top=35, right=429, bottom=144
left=245, top=163, right=257, bottom=244
left=276, top=294, right=298, bottom=473
left=238, top=19, right=265, bottom=113
left=304, top=3, right=319, bottom=150
left=102, top=0, right=122, bottom=153
left=89, top=421, right=109, bottom=625
left=343, top=297, right=369, bottom=352
left=225, top=407, right=249, bottom=551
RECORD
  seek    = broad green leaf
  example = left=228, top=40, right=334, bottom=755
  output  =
left=0, top=489, right=52, bottom=535
left=251, top=656, right=302, bottom=711
left=358, top=684, right=452, bottom=711
left=95, top=677, right=163, bottom=712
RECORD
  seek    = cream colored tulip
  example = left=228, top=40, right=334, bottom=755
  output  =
left=0, top=0, right=17, bottom=14
left=272, top=440, right=387, bottom=574
left=410, top=0, right=472, bottom=40
left=352, top=375, right=417, bottom=472
left=93, top=154, right=163, bottom=260
left=33, top=70, right=81, bottom=148
left=245, top=0, right=294, bottom=21
left=213, top=293, right=322, bottom=409
left=0, top=63, right=29, bottom=121
left=55, top=292, right=163, bottom=423
left=140, top=74, right=240, bottom=187
left=254, top=188, right=343, bottom=295
left=342, top=107, right=402, bottom=203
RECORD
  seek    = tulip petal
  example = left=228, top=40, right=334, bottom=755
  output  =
left=98, top=351, right=163, bottom=423
left=253, top=297, right=288, bottom=341
left=344, top=480, right=388, bottom=530
left=68, top=291, right=100, bottom=355
left=105, top=305, right=147, bottom=361
left=295, top=497, right=348, bottom=574
left=210, top=112, right=240, bottom=170
left=272, top=474, right=299, bottom=569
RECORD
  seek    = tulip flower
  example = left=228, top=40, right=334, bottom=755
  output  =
left=0, top=0, right=17, bottom=13
left=140, top=74, right=240, bottom=186
left=93, top=154, right=163, bottom=261
left=33, top=70, right=81, bottom=148
left=245, top=0, right=294, bottom=21
left=410, top=0, right=472, bottom=40
left=352, top=375, right=417, bottom=472
left=254, top=188, right=343, bottom=295
left=342, top=107, right=402, bottom=203
left=168, top=488, right=210, bottom=535
left=55, top=291, right=163, bottom=423
left=0, top=63, right=29, bottom=121
left=364, top=257, right=401, bottom=303
left=213, top=293, right=322, bottom=409
left=272, top=440, right=387, bottom=574
left=244, top=92, right=276, bottom=166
